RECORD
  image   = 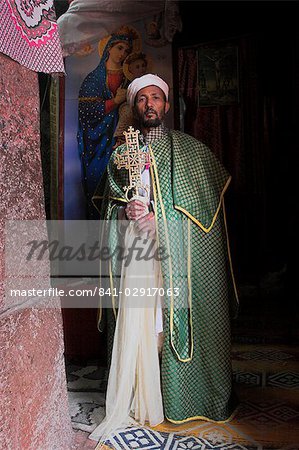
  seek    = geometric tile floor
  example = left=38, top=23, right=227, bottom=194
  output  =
left=67, top=363, right=107, bottom=434
left=68, top=391, right=105, bottom=433
left=229, top=344, right=299, bottom=447
left=103, top=427, right=261, bottom=450
left=67, top=344, right=299, bottom=449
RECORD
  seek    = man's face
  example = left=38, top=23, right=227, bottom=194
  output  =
left=134, top=85, right=170, bottom=128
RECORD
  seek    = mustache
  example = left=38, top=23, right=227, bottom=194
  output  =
left=144, top=108, right=157, bottom=115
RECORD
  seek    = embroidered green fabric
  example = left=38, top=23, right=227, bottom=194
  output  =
left=93, top=130, right=239, bottom=422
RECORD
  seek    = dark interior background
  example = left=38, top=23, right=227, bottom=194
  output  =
left=40, top=1, right=298, bottom=362
left=172, top=0, right=298, bottom=347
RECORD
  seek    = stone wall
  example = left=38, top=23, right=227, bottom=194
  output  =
left=0, top=54, right=73, bottom=450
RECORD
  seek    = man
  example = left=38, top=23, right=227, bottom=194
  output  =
left=91, top=74, right=239, bottom=442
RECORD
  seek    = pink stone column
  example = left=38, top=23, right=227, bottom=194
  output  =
left=0, top=54, right=73, bottom=450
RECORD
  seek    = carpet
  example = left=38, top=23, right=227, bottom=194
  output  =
left=100, top=426, right=261, bottom=450
left=66, top=344, right=299, bottom=449
left=67, top=363, right=107, bottom=433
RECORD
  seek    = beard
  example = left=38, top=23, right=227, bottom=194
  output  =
left=134, top=108, right=163, bottom=128
left=142, top=116, right=162, bottom=128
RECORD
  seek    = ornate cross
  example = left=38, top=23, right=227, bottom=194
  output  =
left=114, top=126, right=151, bottom=200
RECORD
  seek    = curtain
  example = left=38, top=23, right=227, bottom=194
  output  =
left=177, top=36, right=278, bottom=284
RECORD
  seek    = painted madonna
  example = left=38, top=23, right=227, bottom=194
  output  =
left=77, top=26, right=140, bottom=218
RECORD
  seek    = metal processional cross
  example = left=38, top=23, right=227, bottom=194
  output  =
left=114, top=126, right=151, bottom=200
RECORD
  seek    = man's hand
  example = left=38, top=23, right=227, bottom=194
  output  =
left=125, top=199, right=149, bottom=221
left=135, top=212, right=156, bottom=238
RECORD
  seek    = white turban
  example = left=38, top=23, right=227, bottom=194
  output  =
left=126, top=74, right=169, bottom=107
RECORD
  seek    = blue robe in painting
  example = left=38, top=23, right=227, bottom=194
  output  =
left=77, top=35, right=129, bottom=219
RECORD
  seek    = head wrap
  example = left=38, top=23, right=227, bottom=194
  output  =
left=127, top=74, right=169, bottom=107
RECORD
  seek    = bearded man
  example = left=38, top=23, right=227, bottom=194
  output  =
left=91, top=74, right=239, bottom=443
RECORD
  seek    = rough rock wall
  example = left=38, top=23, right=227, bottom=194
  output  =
left=0, top=53, right=73, bottom=450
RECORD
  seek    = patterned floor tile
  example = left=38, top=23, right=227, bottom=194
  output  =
left=106, top=427, right=260, bottom=450
left=176, top=422, right=260, bottom=448
left=233, top=370, right=264, bottom=387
left=66, top=344, right=299, bottom=448
left=266, top=372, right=299, bottom=389
left=235, top=399, right=299, bottom=429
left=233, top=349, right=295, bottom=361
left=67, top=364, right=108, bottom=392
left=68, top=391, right=105, bottom=433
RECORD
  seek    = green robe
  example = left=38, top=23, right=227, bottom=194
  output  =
left=93, top=130, right=239, bottom=423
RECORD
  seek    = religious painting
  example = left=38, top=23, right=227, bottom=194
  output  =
left=197, top=44, right=239, bottom=106
left=61, top=20, right=174, bottom=221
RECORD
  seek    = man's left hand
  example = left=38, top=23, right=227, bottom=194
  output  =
left=135, top=212, right=156, bottom=238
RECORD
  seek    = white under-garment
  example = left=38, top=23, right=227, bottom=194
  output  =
left=89, top=218, right=164, bottom=444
